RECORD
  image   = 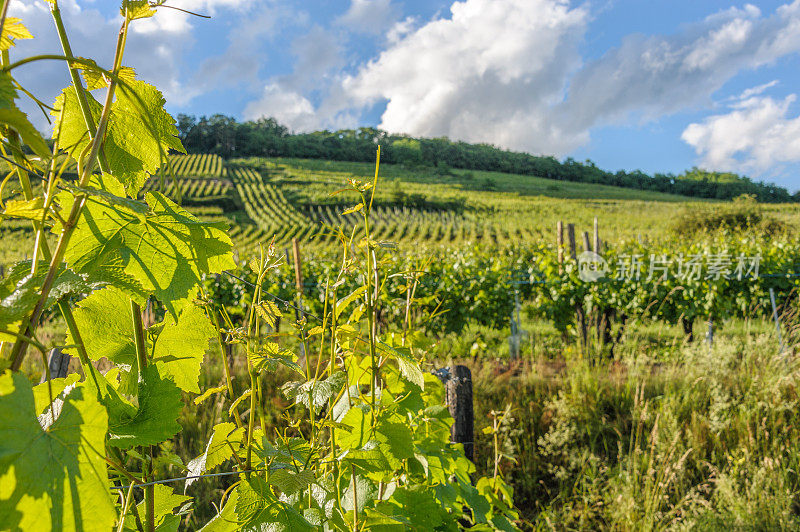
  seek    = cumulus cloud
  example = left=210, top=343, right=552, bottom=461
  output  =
left=682, top=91, right=800, bottom=173
left=557, top=1, right=800, bottom=136
left=338, top=0, right=589, bottom=154
left=7, top=0, right=261, bottom=130
left=336, top=0, right=400, bottom=35
left=243, top=83, right=319, bottom=130
left=245, top=26, right=346, bottom=131
left=256, top=0, right=800, bottom=158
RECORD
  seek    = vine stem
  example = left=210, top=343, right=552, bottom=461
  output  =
left=364, top=146, right=380, bottom=431
left=8, top=15, right=129, bottom=370
left=130, top=300, right=155, bottom=532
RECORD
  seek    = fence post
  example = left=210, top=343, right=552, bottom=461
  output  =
left=593, top=217, right=600, bottom=253
left=769, top=288, right=784, bottom=353
left=444, top=365, right=474, bottom=462
left=567, top=224, right=576, bottom=260
left=706, top=318, right=714, bottom=347
left=39, top=348, right=72, bottom=383
left=582, top=231, right=591, bottom=253
left=566, top=224, right=587, bottom=350
left=556, top=221, right=564, bottom=272
left=291, top=238, right=304, bottom=320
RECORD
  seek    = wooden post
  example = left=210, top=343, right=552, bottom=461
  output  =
left=706, top=318, right=714, bottom=346
left=567, top=224, right=576, bottom=259
left=769, top=288, right=784, bottom=353
left=291, top=238, right=304, bottom=321
left=444, top=365, right=474, bottom=462
left=582, top=231, right=591, bottom=253
left=593, top=217, right=600, bottom=252
left=556, top=221, right=564, bottom=269
left=566, top=224, right=586, bottom=349
left=39, top=348, right=72, bottom=383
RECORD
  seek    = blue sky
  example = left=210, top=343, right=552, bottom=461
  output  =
left=10, top=0, right=800, bottom=191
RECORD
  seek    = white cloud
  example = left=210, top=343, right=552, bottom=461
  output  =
left=269, top=0, right=800, bottom=159
left=336, top=0, right=400, bottom=35
left=243, top=83, right=318, bottom=131
left=682, top=92, right=800, bottom=173
left=338, top=0, right=589, bottom=154
left=6, top=0, right=261, bottom=131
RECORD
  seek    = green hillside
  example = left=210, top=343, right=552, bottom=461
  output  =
left=2, top=154, right=798, bottom=264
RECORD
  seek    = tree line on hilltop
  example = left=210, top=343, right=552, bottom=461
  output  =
left=176, top=114, right=798, bottom=203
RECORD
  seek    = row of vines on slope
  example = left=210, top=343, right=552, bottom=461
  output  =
left=204, top=239, right=800, bottom=340
left=0, top=4, right=517, bottom=531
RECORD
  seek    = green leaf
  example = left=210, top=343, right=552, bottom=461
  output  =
left=338, top=405, right=371, bottom=450
left=151, top=303, right=216, bottom=393
left=0, top=260, right=101, bottom=330
left=32, top=373, right=80, bottom=415
left=186, top=422, right=244, bottom=488
left=268, top=468, right=316, bottom=497
left=53, top=79, right=185, bottom=194
left=342, top=474, right=377, bottom=514
left=248, top=342, right=302, bottom=375
left=69, top=286, right=137, bottom=371
left=194, top=384, right=226, bottom=405
left=2, top=197, right=46, bottom=221
left=58, top=187, right=235, bottom=317
left=281, top=371, right=347, bottom=414
left=235, top=477, right=314, bottom=531
left=87, top=365, right=183, bottom=449
left=255, top=300, right=282, bottom=327
left=0, top=371, right=116, bottom=531
left=80, top=60, right=136, bottom=91
left=0, top=107, right=51, bottom=159
left=341, top=203, right=363, bottom=215
left=198, top=486, right=239, bottom=532
left=377, top=343, right=424, bottom=389
left=122, top=0, right=157, bottom=19
left=0, top=18, right=32, bottom=50
left=124, top=484, right=191, bottom=531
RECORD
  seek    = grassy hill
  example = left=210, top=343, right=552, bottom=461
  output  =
left=1, top=154, right=798, bottom=264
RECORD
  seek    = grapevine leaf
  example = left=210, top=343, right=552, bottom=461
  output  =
left=79, top=58, right=136, bottom=91
left=376, top=343, right=424, bottom=389
left=268, top=469, right=316, bottom=497
left=375, top=486, right=446, bottom=530
left=375, top=421, right=415, bottom=468
left=53, top=79, right=185, bottom=195
left=235, top=477, right=314, bottom=531
left=198, top=486, right=239, bottom=532
left=338, top=405, right=370, bottom=450
left=69, top=286, right=137, bottom=371
left=122, top=0, right=157, bottom=19
left=0, top=107, right=51, bottom=159
left=0, top=371, right=116, bottom=532
left=0, top=71, right=48, bottom=158
left=342, top=474, right=377, bottom=514
left=58, top=187, right=235, bottom=317
left=255, top=300, right=282, bottom=327
left=194, top=384, right=226, bottom=405
left=123, top=484, right=191, bottom=531
left=32, top=373, right=80, bottom=415
left=0, top=260, right=101, bottom=330
left=151, top=303, right=216, bottom=393
left=88, top=365, right=183, bottom=449
left=0, top=18, right=32, bottom=50
left=186, top=422, right=244, bottom=488
left=2, top=197, right=46, bottom=221
left=281, top=371, right=347, bottom=413
left=248, top=341, right=302, bottom=375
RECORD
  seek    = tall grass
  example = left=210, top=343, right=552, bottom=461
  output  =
left=471, top=331, right=800, bottom=529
